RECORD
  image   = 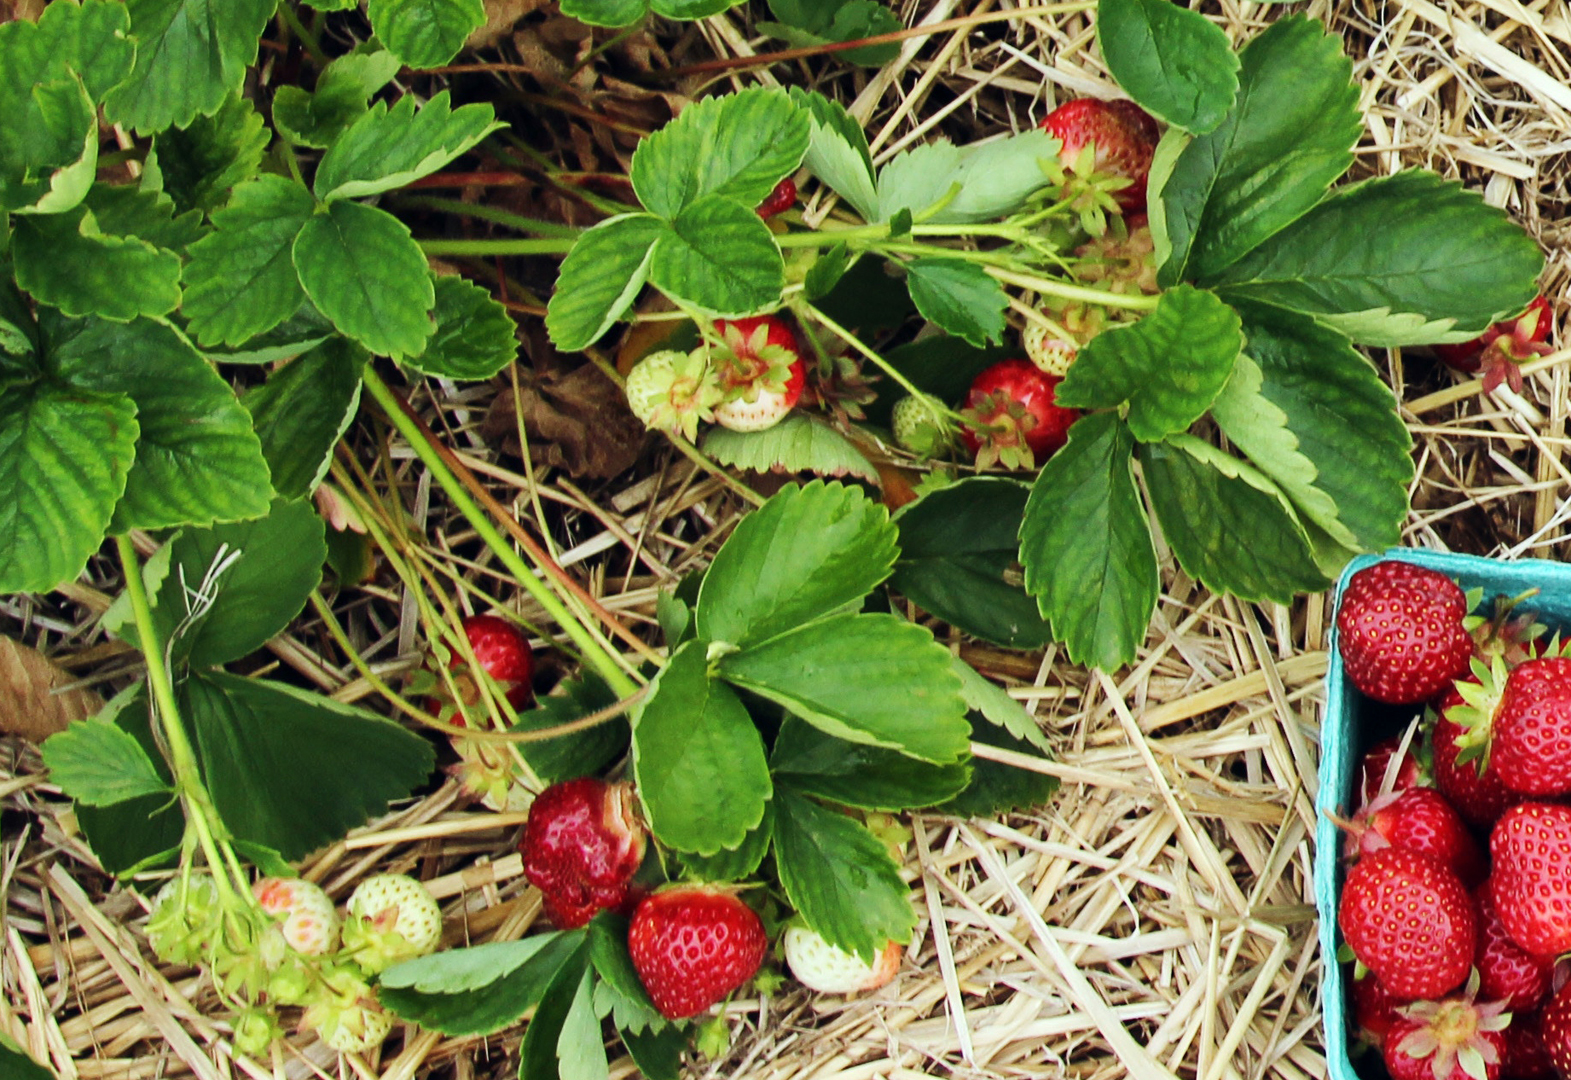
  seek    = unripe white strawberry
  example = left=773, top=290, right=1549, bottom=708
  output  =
left=890, top=394, right=949, bottom=457
left=783, top=926, right=902, bottom=995
left=341, top=874, right=442, bottom=973
left=625, top=349, right=723, bottom=440
left=254, top=877, right=340, bottom=956
left=1022, top=321, right=1077, bottom=377
left=146, top=873, right=222, bottom=965
left=300, top=962, right=394, bottom=1053
left=322, top=1002, right=394, bottom=1054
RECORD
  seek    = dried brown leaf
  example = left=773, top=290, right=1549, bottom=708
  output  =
left=0, top=637, right=103, bottom=742
left=467, top=0, right=548, bottom=51
left=482, top=364, right=646, bottom=479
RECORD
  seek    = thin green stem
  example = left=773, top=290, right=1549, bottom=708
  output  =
left=417, top=237, right=579, bottom=257
left=276, top=1, right=328, bottom=66
left=361, top=369, right=640, bottom=699
left=115, top=536, right=247, bottom=906
left=802, top=303, right=930, bottom=404
left=395, top=196, right=585, bottom=239
left=988, top=267, right=1161, bottom=311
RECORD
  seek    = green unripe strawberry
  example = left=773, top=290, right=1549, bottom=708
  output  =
left=341, top=874, right=442, bottom=974
left=146, top=874, right=222, bottom=965
left=625, top=349, right=723, bottom=441
left=891, top=394, right=949, bottom=458
left=300, top=962, right=393, bottom=1054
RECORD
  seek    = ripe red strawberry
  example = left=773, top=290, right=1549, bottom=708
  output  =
left=430, top=614, right=534, bottom=726
left=1475, top=885, right=1554, bottom=1012
left=1541, top=984, right=1571, bottom=1080
left=627, top=885, right=767, bottom=1019
left=1489, top=802, right=1571, bottom=959
left=1358, top=735, right=1426, bottom=806
left=1348, top=787, right=1486, bottom=888
left=959, top=359, right=1079, bottom=470
left=1434, top=296, right=1554, bottom=395
left=1383, top=980, right=1511, bottom=1080
left=1339, top=847, right=1476, bottom=1001
left=1336, top=561, right=1473, bottom=705
left=1500, top=1009, right=1557, bottom=1080
left=520, top=778, right=647, bottom=929
left=756, top=177, right=797, bottom=219
left=1352, top=972, right=1404, bottom=1050
left=1434, top=695, right=1523, bottom=828
left=1488, top=657, right=1571, bottom=796
left=712, top=315, right=805, bottom=432
left=1040, top=98, right=1160, bottom=212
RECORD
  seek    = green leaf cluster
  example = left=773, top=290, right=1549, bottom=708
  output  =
left=47, top=499, right=435, bottom=872
left=758, top=0, right=902, bottom=66
left=1011, top=15, right=1540, bottom=671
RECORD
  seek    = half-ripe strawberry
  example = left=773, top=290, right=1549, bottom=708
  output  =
left=1040, top=98, right=1159, bottom=212
left=1339, top=847, right=1476, bottom=1001
left=783, top=926, right=902, bottom=995
left=1434, top=296, right=1554, bottom=395
left=1489, top=657, right=1571, bottom=796
left=712, top=315, right=806, bottom=433
left=342, top=874, right=443, bottom=974
left=1383, top=975, right=1511, bottom=1080
left=1348, top=787, right=1486, bottom=888
left=1434, top=693, right=1524, bottom=828
left=1541, top=983, right=1571, bottom=1080
left=1489, top=802, right=1571, bottom=959
left=254, top=877, right=340, bottom=956
left=960, top=359, right=1079, bottom=470
left=520, top=778, right=647, bottom=929
left=1475, top=884, right=1554, bottom=1012
left=1336, top=561, right=1473, bottom=705
left=627, top=885, right=767, bottom=1020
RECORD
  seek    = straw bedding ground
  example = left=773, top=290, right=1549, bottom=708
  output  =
left=2, top=1, right=1568, bottom=1078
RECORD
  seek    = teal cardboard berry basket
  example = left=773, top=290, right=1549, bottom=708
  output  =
left=1315, top=547, right=1571, bottom=1079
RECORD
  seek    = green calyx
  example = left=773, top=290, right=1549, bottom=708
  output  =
left=1447, top=655, right=1507, bottom=772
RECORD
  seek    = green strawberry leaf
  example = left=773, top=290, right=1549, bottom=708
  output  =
left=696, top=480, right=897, bottom=649
left=400, top=276, right=518, bottom=380
left=786, top=89, right=878, bottom=222
left=673, top=802, right=773, bottom=883
left=74, top=685, right=184, bottom=875
left=40, top=716, right=172, bottom=807
left=1158, top=17, right=1360, bottom=286
left=1205, top=171, right=1543, bottom=345
left=518, top=943, right=594, bottom=1080
left=182, top=671, right=435, bottom=860
left=45, top=315, right=274, bottom=532
left=630, top=88, right=810, bottom=220
left=556, top=965, right=610, bottom=1080
left=104, top=0, right=276, bottom=133
left=12, top=207, right=183, bottom=321
left=891, top=477, right=1052, bottom=650
left=769, top=716, right=970, bottom=810
left=648, top=197, right=785, bottom=316
left=273, top=50, right=402, bottom=149
left=243, top=338, right=367, bottom=500
left=1138, top=435, right=1329, bottom=602
left=200, top=304, right=335, bottom=366
left=511, top=673, right=629, bottom=786
left=939, top=721, right=1059, bottom=818
left=700, top=414, right=878, bottom=484
left=650, top=0, right=742, bottom=17
left=382, top=933, right=585, bottom=1035
left=904, top=259, right=1008, bottom=348
left=545, top=213, right=664, bottom=352
left=0, top=382, right=136, bottom=593
left=758, top=0, right=900, bottom=66
left=1020, top=411, right=1157, bottom=671
left=294, top=200, right=436, bottom=359
left=80, top=183, right=207, bottom=253
left=925, top=130, right=1059, bottom=224
left=619, top=1027, right=688, bottom=1080
left=588, top=913, right=666, bottom=1035
left=367, top=0, right=487, bottom=69
left=952, top=656, right=1052, bottom=755
left=1055, top=285, right=1241, bottom=443
left=0, top=0, right=135, bottom=102
left=181, top=175, right=317, bottom=348
left=632, top=640, right=771, bottom=855
left=0, top=76, right=98, bottom=215
left=314, top=91, right=502, bottom=202
left=718, top=613, right=971, bottom=764
left=145, top=499, right=328, bottom=669
left=559, top=0, right=649, bottom=27
left=0, top=1033, right=53, bottom=1080
left=803, top=243, right=851, bottom=300
left=874, top=140, right=961, bottom=225
left=144, top=93, right=270, bottom=216
left=1210, top=301, right=1411, bottom=555
left=1096, top=0, right=1239, bottom=134
left=770, top=786, right=915, bottom=961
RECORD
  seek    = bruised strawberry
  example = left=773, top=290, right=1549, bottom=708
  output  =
left=1336, top=561, right=1473, bottom=705
left=520, top=778, right=647, bottom=929
left=960, top=359, right=1078, bottom=470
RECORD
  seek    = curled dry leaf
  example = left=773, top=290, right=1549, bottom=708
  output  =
left=481, top=363, right=646, bottom=480
left=0, top=637, right=103, bottom=742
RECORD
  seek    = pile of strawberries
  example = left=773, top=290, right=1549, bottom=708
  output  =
left=1334, top=559, right=1571, bottom=1080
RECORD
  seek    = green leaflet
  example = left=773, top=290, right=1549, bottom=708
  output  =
left=368, top=0, right=487, bottom=69
left=545, top=214, right=664, bottom=351
left=313, top=91, right=502, bottom=202
left=1096, top=0, right=1239, bottom=134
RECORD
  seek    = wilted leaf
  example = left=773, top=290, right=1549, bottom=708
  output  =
left=0, top=637, right=103, bottom=742
left=480, top=364, right=645, bottom=480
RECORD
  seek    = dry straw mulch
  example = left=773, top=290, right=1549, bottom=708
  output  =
left=3, top=1, right=1569, bottom=1079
